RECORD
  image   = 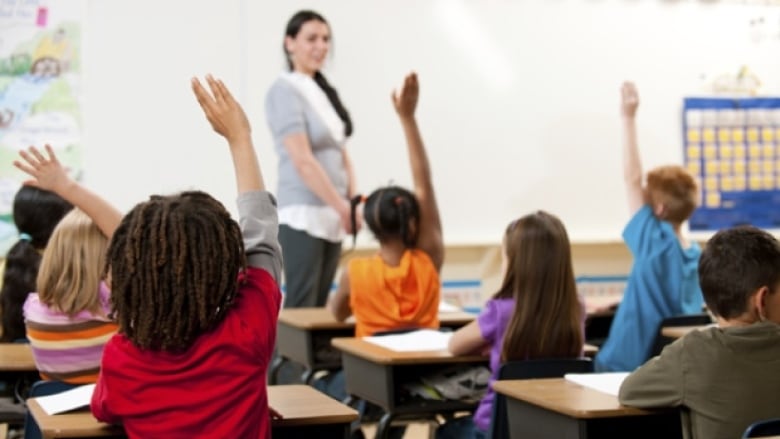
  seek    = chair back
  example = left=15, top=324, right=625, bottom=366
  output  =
left=23, top=380, right=78, bottom=439
left=744, top=418, right=780, bottom=437
left=488, top=358, right=593, bottom=439
left=649, top=313, right=712, bottom=358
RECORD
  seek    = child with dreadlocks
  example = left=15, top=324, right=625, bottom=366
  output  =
left=86, top=75, right=283, bottom=438
left=327, top=71, right=443, bottom=337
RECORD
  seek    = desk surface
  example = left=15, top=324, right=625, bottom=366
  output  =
left=0, top=343, right=36, bottom=372
left=661, top=325, right=709, bottom=339
left=492, top=378, right=666, bottom=419
left=332, top=337, right=486, bottom=365
left=27, top=385, right=358, bottom=438
left=278, top=307, right=476, bottom=330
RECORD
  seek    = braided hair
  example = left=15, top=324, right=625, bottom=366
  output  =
left=0, top=186, right=72, bottom=342
left=105, top=191, right=245, bottom=352
left=283, top=10, right=353, bottom=137
left=357, top=186, right=420, bottom=247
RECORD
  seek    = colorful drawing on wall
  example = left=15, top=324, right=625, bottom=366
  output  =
left=684, top=98, right=780, bottom=231
left=0, top=0, right=83, bottom=253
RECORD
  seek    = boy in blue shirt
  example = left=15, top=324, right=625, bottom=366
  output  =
left=595, top=82, right=703, bottom=372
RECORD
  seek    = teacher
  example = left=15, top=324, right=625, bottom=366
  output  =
left=265, top=10, right=356, bottom=308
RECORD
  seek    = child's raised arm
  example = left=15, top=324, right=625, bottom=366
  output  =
left=13, top=145, right=122, bottom=238
left=621, top=81, right=645, bottom=216
left=392, top=72, right=444, bottom=271
left=192, top=75, right=282, bottom=283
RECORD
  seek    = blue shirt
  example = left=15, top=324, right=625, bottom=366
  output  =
left=595, top=205, right=702, bottom=372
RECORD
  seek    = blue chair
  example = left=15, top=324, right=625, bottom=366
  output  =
left=23, top=380, right=77, bottom=439
left=488, top=358, right=593, bottom=439
left=744, top=418, right=780, bottom=437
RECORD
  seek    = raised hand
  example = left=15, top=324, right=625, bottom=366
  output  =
left=621, top=81, right=639, bottom=118
left=192, top=75, right=250, bottom=144
left=13, top=144, right=73, bottom=194
left=392, top=72, right=419, bottom=119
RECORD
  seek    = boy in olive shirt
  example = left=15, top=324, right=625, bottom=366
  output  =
left=619, top=226, right=780, bottom=439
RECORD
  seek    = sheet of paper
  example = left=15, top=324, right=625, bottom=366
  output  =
left=438, top=301, right=461, bottom=313
left=35, top=383, right=96, bottom=415
left=364, top=329, right=453, bottom=352
left=564, top=372, right=629, bottom=397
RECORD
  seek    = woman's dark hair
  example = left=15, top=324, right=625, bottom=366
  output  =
left=105, top=191, right=245, bottom=352
left=283, top=10, right=353, bottom=137
left=360, top=186, right=420, bottom=247
left=0, top=186, right=73, bottom=342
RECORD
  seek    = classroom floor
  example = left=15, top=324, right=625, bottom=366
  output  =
left=362, top=422, right=432, bottom=439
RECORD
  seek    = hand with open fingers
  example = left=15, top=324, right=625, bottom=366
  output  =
left=392, top=72, right=419, bottom=119
left=192, top=74, right=250, bottom=143
left=621, top=81, right=639, bottom=118
left=13, top=144, right=73, bottom=194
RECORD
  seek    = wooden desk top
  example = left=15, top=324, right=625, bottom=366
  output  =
left=583, top=344, right=598, bottom=358
left=278, top=307, right=475, bottom=330
left=492, top=378, right=667, bottom=419
left=26, top=385, right=358, bottom=438
left=0, top=343, right=36, bottom=372
left=331, top=337, right=486, bottom=365
left=661, top=325, right=709, bottom=339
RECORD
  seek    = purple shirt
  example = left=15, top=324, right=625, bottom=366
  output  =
left=473, top=297, right=515, bottom=431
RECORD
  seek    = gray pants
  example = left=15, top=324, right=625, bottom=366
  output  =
left=279, top=224, right=342, bottom=308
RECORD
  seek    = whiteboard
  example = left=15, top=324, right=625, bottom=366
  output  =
left=81, top=0, right=780, bottom=245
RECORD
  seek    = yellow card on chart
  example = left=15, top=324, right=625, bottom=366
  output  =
left=703, top=129, right=716, bottom=143
left=721, top=176, right=734, bottom=191
left=687, top=146, right=701, bottom=159
left=687, top=161, right=701, bottom=175
left=734, top=144, right=746, bottom=159
left=749, top=160, right=761, bottom=174
left=764, top=161, right=775, bottom=174
left=687, top=129, right=701, bottom=143
left=734, top=160, right=746, bottom=174
left=718, top=129, right=731, bottom=143
left=732, top=129, right=745, bottom=143
left=706, top=192, right=721, bottom=207
left=749, top=143, right=761, bottom=158
left=763, top=128, right=774, bottom=142
left=764, top=144, right=775, bottom=159
left=734, top=176, right=746, bottom=191
left=706, top=161, right=719, bottom=175
left=704, top=145, right=717, bottom=160
left=764, top=175, right=775, bottom=190
left=705, top=177, right=718, bottom=191
left=748, top=128, right=760, bottom=142
left=750, top=175, right=762, bottom=190
left=720, top=161, right=732, bottom=174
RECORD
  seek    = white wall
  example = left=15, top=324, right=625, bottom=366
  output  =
left=81, top=0, right=780, bottom=244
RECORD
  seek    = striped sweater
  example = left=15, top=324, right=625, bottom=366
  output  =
left=23, top=282, right=117, bottom=384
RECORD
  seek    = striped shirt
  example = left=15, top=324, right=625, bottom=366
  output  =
left=23, top=282, right=117, bottom=384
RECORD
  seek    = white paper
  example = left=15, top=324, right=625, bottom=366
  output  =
left=564, top=372, right=629, bottom=397
left=364, top=329, right=453, bottom=352
left=438, top=302, right=461, bottom=313
left=34, top=383, right=96, bottom=415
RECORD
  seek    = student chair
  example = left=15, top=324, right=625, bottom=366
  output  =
left=649, top=313, right=713, bottom=359
left=488, top=358, right=593, bottom=439
left=23, top=380, right=77, bottom=439
left=743, top=418, right=780, bottom=437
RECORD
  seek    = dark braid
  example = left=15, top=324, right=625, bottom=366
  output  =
left=105, top=191, right=246, bottom=352
left=283, top=10, right=353, bottom=137
left=363, top=186, right=420, bottom=247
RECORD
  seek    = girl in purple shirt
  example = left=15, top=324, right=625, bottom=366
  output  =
left=437, top=211, right=585, bottom=438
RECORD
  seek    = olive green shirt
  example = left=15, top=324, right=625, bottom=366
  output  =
left=618, top=322, right=780, bottom=439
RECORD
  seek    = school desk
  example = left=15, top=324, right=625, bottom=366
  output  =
left=0, top=344, right=35, bottom=372
left=661, top=325, right=708, bottom=339
left=331, top=337, right=487, bottom=439
left=492, top=378, right=682, bottom=439
left=26, top=384, right=359, bottom=439
left=272, top=308, right=476, bottom=384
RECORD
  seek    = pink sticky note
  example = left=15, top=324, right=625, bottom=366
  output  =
left=36, top=7, right=48, bottom=27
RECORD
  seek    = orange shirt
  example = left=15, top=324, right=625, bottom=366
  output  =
left=349, top=249, right=440, bottom=337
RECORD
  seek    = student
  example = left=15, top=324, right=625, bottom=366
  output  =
left=266, top=10, right=357, bottom=309
left=0, top=186, right=72, bottom=342
left=436, top=211, right=584, bottom=439
left=89, top=76, right=282, bottom=438
left=595, top=81, right=702, bottom=372
left=327, top=71, right=443, bottom=338
left=619, top=226, right=780, bottom=439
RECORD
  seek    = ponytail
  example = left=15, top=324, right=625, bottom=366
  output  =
left=349, top=194, right=365, bottom=247
left=0, top=239, right=42, bottom=342
left=313, top=71, right=353, bottom=137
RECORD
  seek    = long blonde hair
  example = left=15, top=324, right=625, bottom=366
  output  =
left=37, top=209, right=108, bottom=317
left=494, top=211, right=583, bottom=361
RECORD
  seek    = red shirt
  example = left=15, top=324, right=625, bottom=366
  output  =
left=91, top=267, right=281, bottom=439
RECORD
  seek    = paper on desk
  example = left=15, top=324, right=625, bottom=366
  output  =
left=564, top=372, right=629, bottom=397
left=35, top=383, right=96, bottom=415
left=438, top=302, right=461, bottom=313
left=364, top=329, right=453, bottom=352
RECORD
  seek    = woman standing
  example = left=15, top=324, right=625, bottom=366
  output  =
left=265, top=10, right=356, bottom=308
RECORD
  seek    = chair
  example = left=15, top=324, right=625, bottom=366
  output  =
left=649, top=313, right=713, bottom=359
left=743, top=418, right=780, bottom=437
left=488, top=358, right=593, bottom=439
left=23, top=380, right=77, bottom=439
